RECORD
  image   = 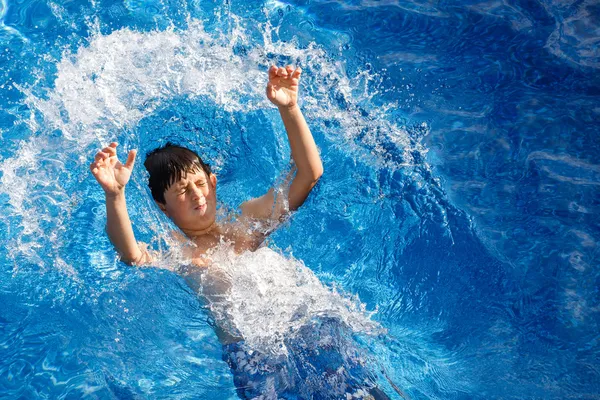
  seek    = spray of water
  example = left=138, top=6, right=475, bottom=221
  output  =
left=201, top=244, right=382, bottom=356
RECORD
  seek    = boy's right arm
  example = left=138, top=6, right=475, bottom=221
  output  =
left=90, top=142, right=151, bottom=265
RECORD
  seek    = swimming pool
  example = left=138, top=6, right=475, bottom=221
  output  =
left=1, top=0, right=598, bottom=398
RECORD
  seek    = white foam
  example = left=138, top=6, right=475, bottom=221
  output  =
left=27, top=20, right=268, bottom=145
left=19, top=14, right=416, bottom=159
left=202, top=245, right=382, bottom=356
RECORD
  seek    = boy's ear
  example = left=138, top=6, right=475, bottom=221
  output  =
left=156, top=201, right=169, bottom=216
left=210, top=173, right=217, bottom=187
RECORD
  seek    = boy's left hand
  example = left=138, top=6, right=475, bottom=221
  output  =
left=266, top=65, right=301, bottom=109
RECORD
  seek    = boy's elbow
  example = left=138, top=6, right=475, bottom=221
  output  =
left=310, top=162, right=324, bottom=183
left=300, top=165, right=323, bottom=187
left=315, top=163, right=324, bottom=181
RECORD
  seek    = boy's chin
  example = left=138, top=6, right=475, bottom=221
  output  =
left=174, top=212, right=214, bottom=228
left=194, top=213, right=216, bottom=227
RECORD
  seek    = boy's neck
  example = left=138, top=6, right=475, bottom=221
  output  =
left=183, top=220, right=218, bottom=239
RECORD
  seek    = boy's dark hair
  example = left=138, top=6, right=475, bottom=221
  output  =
left=144, top=142, right=212, bottom=204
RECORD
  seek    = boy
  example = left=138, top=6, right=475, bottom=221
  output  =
left=90, top=65, right=389, bottom=399
left=90, top=65, right=322, bottom=266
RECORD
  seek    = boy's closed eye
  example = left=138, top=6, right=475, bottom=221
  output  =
left=176, top=180, right=206, bottom=195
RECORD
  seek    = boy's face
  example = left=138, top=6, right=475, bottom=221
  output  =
left=158, top=169, right=218, bottom=233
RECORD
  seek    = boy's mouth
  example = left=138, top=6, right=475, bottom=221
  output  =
left=194, top=203, right=207, bottom=211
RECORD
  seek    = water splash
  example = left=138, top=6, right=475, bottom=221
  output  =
left=201, top=245, right=382, bottom=356
left=1, top=15, right=422, bottom=267
left=28, top=20, right=266, bottom=144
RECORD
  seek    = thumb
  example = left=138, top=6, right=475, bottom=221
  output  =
left=125, top=149, right=137, bottom=170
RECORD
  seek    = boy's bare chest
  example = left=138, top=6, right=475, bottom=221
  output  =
left=189, top=225, right=261, bottom=267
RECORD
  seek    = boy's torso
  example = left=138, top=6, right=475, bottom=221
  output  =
left=176, top=220, right=264, bottom=344
left=186, top=220, right=266, bottom=267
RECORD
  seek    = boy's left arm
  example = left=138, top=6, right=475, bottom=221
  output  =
left=241, top=65, right=323, bottom=220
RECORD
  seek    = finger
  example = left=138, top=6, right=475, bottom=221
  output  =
left=292, top=67, right=302, bottom=79
left=95, top=151, right=109, bottom=162
left=124, top=149, right=137, bottom=170
left=90, top=161, right=101, bottom=175
left=285, top=65, right=293, bottom=75
left=102, top=145, right=117, bottom=156
left=277, top=67, right=287, bottom=77
left=269, top=65, right=278, bottom=79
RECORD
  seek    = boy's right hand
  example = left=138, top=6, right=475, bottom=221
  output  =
left=90, top=142, right=137, bottom=197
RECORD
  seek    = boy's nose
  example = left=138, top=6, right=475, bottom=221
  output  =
left=191, top=185, right=204, bottom=200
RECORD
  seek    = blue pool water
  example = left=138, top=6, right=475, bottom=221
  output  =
left=1, top=0, right=599, bottom=398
